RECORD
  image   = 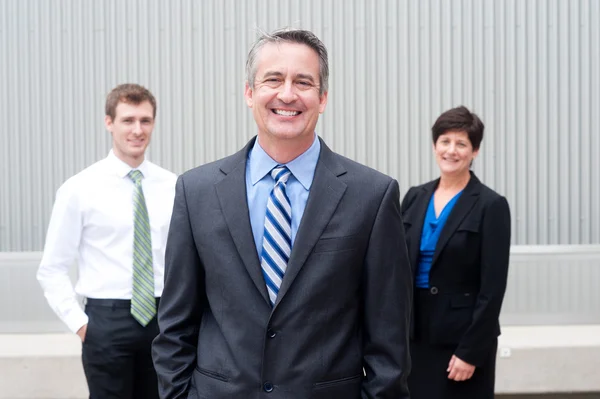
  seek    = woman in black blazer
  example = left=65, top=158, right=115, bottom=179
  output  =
left=401, top=106, right=511, bottom=398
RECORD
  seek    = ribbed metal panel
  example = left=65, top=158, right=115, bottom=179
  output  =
left=1, top=0, right=599, bottom=250
left=3, top=246, right=599, bottom=333
left=500, top=245, right=600, bottom=326
left=0, top=252, right=74, bottom=333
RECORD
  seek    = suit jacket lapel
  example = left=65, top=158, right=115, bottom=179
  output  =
left=274, top=140, right=347, bottom=307
left=406, top=181, right=437, bottom=275
left=215, top=137, right=271, bottom=305
left=431, top=173, right=481, bottom=267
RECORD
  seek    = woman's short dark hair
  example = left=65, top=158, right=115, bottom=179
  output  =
left=431, top=106, right=484, bottom=150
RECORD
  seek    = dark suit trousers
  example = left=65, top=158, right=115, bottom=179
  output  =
left=82, top=298, right=160, bottom=399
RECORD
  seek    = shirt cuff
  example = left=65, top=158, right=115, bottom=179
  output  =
left=64, top=308, right=89, bottom=334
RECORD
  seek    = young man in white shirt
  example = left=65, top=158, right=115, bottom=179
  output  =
left=37, top=83, right=177, bottom=399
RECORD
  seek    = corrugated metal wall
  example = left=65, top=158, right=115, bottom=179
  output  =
left=3, top=246, right=600, bottom=333
left=1, top=0, right=599, bottom=251
left=501, top=245, right=600, bottom=326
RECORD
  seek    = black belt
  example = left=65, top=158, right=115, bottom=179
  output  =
left=85, top=297, right=160, bottom=308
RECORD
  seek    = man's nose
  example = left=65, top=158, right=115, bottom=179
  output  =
left=132, top=121, right=143, bottom=134
left=277, top=81, right=297, bottom=103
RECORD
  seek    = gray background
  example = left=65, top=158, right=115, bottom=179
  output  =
left=1, top=0, right=599, bottom=251
left=1, top=2, right=599, bottom=396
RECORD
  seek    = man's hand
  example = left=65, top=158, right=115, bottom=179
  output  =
left=447, top=354, right=475, bottom=381
left=76, top=324, right=88, bottom=342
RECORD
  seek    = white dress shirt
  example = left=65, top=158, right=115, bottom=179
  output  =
left=37, top=151, right=177, bottom=333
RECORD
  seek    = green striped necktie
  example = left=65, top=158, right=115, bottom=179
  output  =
left=128, top=170, right=156, bottom=326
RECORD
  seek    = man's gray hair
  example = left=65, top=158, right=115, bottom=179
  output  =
left=245, top=28, right=329, bottom=96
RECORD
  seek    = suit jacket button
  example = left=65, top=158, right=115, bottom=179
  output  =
left=430, top=286, right=439, bottom=295
left=267, top=329, right=277, bottom=338
left=263, top=382, right=274, bottom=392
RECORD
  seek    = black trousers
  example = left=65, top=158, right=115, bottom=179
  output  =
left=82, top=298, right=160, bottom=399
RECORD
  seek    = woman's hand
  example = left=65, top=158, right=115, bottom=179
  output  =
left=447, top=354, right=475, bottom=381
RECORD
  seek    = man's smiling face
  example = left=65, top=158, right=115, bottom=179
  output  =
left=245, top=41, right=328, bottom=147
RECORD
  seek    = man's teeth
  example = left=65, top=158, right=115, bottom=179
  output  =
left=274, top=109, right=300, bottom=116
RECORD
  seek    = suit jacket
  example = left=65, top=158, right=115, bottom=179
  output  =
left=400, top=172, right=511, bottom=366
left=152, top=137, right=412, bottom=399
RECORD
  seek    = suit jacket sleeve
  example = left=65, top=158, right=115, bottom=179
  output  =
left=400, top=186, right=416, bottom=214
left=454, top=195, right=511, bottom=366
left=361, top=179, right=412, bottom=399
left=152, top=176, right=204, bottom=398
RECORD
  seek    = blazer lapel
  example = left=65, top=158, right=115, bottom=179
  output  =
left=430, top=173, right=481, bottom=267
left=215, top=138, right=271, bottom=306
left=405, top=181, right=437, bottom=275
left=274, top=140, right=347, bottom=307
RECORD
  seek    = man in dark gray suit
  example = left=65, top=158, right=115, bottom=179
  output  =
left=152, top=28, right=412, bottom=399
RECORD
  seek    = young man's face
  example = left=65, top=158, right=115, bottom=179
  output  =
left=245, top=42, right=328, bottom=147
left=105, top=101, right=155, bottom=167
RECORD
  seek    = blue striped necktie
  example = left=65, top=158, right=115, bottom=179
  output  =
left=261, top=166, right=292, bottom=306
left=128, top=170, right=156, bottom=326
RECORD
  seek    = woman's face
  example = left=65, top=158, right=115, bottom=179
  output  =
left=434, top=130, right=479, bottom=177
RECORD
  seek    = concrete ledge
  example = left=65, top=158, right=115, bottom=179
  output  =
left=496, top=325, right=600, bottom=394
left=0, top=334, right=86, bottom=399
left=1, top=326, right=599, bottom=398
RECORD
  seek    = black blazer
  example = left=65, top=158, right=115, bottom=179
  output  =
left=400, top=172, right=511, bottom=366
left=153, top=138, right=412, bottom=399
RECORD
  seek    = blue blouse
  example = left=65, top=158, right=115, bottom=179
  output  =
left=415, top=190, right=464, bottom=288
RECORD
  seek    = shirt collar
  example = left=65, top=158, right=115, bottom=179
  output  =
left=249, top=134, right=321, bottom=190
left=106, top=149, right=150, bottom=179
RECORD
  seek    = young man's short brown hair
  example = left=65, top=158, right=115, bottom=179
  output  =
left=105, top=83, right=157, bottom=120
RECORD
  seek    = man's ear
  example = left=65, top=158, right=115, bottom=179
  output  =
left=244, top=82, right=254, bottom=108
left=318, top=91, right=328, bottom=114
left=104, top=115, right=114, bottom=132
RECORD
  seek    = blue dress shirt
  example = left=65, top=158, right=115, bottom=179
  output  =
left=246, top=135, right=321, bottom=258
left=415, top=190, right=463, bottom=288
